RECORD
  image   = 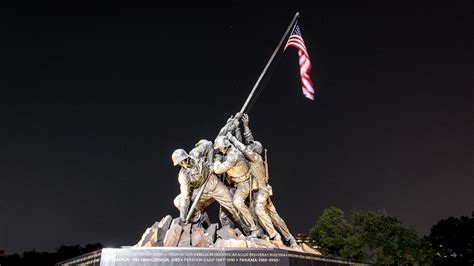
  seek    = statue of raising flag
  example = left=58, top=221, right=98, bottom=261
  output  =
left=136, top=11, right=320, bottom=251
left=167, top=12, right=316, bottom=247
left=57, top=12, right=377, bottom=266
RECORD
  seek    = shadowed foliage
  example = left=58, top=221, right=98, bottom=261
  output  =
left=309, top=207, right=434, bottom=265
left=427, top=213, right=474, bottom=265
left=0, top=243, right=102, bottom=266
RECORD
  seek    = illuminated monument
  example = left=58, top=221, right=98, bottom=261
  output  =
left=58, top=112, right=369, bottom=265
left=57, top=13, right=370, bottom=266
left=57, top=116, right=369, bottom=266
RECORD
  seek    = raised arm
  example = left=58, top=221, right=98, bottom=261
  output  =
left=217, top=113, right=243, bottom=141
left=229, top=135, right=261, bottom=163
left=242, top=113, right=254, bottom=144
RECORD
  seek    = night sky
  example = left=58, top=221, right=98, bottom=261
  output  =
left=0, top=3, right=472, bottom=254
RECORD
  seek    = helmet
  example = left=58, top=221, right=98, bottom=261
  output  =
left=195, top=139, right=210, bottom=148
left=172, top=149, right=189, bottom=166
left=191, top=139, right=212, bottom=159
left=250, top=141, right=263, bottom=155
left=214, top=136, right=231, bottom=150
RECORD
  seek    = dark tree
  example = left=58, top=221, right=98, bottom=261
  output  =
left=0, top=243, right=103, bottom=266
left=0, top=254, right=21, bottom=265
left=309, top=207, right=351, bottom=257
left=53, top=244, right=83, bottom=263
left=309, top=207, right=434, bottom=265
left=427, top=213, right=474, bottom=265
left=349, top=209, right=433, bottom=265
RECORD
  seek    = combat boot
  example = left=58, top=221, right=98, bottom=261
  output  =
left=287, top=236, right=298, bottom=248
left=270, top=232, right=282, bottom=241
left=249, top=228, right=259, bottom=239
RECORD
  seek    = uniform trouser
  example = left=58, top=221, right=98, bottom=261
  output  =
left=174, top=174, right=241, bottom=224
left=219, top=206, right=235, bottom=228
left=219, top=189, right=263, bottom=232
left=233, top=179, right=258, bottom=231
left=254, top=187, right=292, bottom=240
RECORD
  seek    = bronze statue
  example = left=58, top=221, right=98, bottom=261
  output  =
left=170, top=113, right=297, bottom=247
left=213, top=135, right=259, bottom=238
left=171, top=144, right=243, bottom=229
left=230, top=114, right=298, bottom=247
left=217, top=112, right=243, bottom=141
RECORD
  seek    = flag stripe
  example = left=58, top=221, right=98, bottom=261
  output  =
left=287, top=37, right=307, bottom=50
left=286, top=41, right=308, bottom=56
left=284, top=25, right=315, bottom=100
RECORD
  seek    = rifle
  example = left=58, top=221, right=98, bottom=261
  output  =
left=264, top=148, right=269, bottom=181
left=184, top=174, right=210, bottom=224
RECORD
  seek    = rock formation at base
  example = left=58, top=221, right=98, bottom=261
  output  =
left=134, top=214, right=321, bottom=255
left=135, top=215, right=172, bottom=247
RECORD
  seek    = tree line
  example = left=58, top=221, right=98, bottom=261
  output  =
left=306, top=207, right=473, bottom=265
left=0, top=243, right=102, bottom=266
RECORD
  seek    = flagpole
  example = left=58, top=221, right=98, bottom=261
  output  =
left=239, top=12, right=300, bottom=114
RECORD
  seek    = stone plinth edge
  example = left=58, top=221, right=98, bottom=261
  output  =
left=58, top=247, right=370, bottom=266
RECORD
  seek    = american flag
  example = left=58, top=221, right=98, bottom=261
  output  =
left=284, top=25, right=315, bottom=100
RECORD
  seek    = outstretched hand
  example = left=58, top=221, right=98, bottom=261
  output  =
left=229, top=112, right=242, bottom=129
left=234, top=112, right=243, bottom=120
left=242, top=113, right=249, bottom=127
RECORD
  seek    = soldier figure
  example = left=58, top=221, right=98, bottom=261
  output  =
left=170, top=113, right=297, bottom=246
left=229, top=114, right=298, bottom=247
left=213, top=136, right=259, bottom=238
left=171, top=144, right=243, bottom=228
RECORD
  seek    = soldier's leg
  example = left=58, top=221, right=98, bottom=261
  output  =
left=194, top=192, right=214, bottom=213
left=193, top=175, right=219, bottom=214
left=249, top=197, right=266, bottom=238
left=233, top=180, right=258, bottom=236
left=254, top=189, right=279, bottom=239
left=209, top=178, right=245, bottom=229
left=190, top=191, right=215, bottom=224
left=267, top=199, right=297, bottom=247
left=219, top=207, right=235, bottom=228
left=221, top=186, right=237, bottom=228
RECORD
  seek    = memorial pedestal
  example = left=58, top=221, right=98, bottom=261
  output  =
left=57, top=247, right=370, bottom=266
